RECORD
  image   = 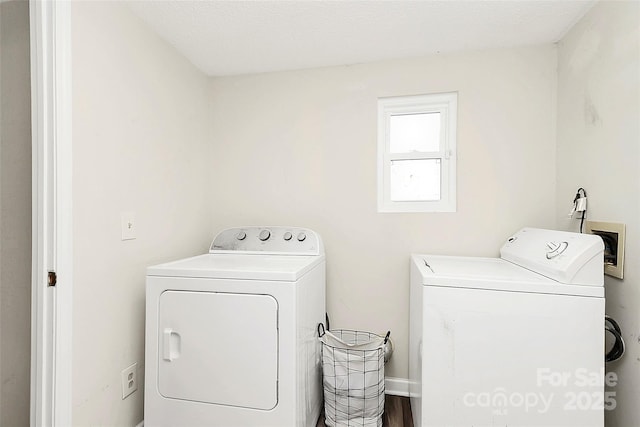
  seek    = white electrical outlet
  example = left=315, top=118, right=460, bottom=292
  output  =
left=121, top=212, right=136, bottom=240
left=121, top=362, right=138, bottom=399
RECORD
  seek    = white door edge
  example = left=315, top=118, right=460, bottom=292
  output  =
left=30, top=1, right=73, bottom=426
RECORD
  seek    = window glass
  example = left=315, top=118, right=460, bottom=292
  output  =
left=390, top=159, right=441, bottom=202
left=377, top=92, right=456, bottom=212
left=389, top=112, right=440, bottom=153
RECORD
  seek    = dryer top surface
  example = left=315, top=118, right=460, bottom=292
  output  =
left=148, top=252, right=324, bottom=282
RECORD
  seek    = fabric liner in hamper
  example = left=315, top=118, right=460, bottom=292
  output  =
left=318, top=325, right=391, bottom=427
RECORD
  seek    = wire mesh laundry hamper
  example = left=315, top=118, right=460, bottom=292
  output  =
left=318, top=325, right=391, bottom=427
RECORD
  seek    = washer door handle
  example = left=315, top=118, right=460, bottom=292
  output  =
left=163, top=328, right=181, bottom=361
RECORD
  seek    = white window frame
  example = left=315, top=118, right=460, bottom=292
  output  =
left=377, top=92, right=457, bottom=213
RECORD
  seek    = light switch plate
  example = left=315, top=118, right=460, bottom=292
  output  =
left=121, top=212, right=136, bottom=240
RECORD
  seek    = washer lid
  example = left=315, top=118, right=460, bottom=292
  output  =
left=412, top=255, right=603, bottom=298
left=147, top=253, right=324, bottom=281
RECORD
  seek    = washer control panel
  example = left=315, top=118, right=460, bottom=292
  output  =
left=500, top=227, right=603, bottom=285
left=210, top=226, right=322, bottom=255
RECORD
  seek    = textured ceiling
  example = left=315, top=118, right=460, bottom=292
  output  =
left=127, top=0, right=596, bottom=77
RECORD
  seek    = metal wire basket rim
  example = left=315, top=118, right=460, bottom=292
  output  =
left=320, top=330, right=389, bottom=351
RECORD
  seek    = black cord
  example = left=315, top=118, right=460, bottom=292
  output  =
left=605, top=316, right=625, bottom=362
left=605, top=326, right=625, bottom=362
left=605, top=315, right=621, bottom=334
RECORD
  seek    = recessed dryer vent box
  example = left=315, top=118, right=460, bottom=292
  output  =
left=586, top=221, right=625, bottom=279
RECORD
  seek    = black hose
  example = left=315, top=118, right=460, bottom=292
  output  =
left=605, top=316, right=625, bottom=362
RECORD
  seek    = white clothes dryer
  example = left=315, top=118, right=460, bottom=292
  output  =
left=410, top=227, right=605, bottom=427
left=144, top=227, right=326, bottom=427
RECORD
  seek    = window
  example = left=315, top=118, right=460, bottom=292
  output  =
left=377, top=92, right=457, bottom=212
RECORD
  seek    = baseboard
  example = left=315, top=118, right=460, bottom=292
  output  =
left=135, top=378, right=409, bottom=426
left=385, top=377, right=410, bottom=397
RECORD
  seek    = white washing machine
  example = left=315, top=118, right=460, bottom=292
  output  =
left=144, top=226, right=326, bottom=427
left=410, top=228, right=605, bottom=427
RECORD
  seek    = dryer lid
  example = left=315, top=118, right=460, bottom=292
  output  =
left=157, top=290, right=278, bottom=409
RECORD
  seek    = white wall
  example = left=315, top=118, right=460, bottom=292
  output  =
left=556, top=2, right=640, bottom=426
left=71, top=2, right=212, bottom=425
left=208, top=46, right=558, bottom=379
left=0, top=1, right=31, bottom=426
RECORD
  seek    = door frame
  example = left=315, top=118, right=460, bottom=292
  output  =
left=29, top=1, right=73, bottom=426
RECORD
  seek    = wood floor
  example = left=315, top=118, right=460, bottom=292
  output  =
left=316, top=395, right=413, bottom=427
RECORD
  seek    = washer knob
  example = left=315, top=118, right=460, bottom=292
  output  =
left=236, top=231, right=247, bottom=240
left=297, top=232, right=307, bottom=242
left=546, top=241, right=568, bottom=259
left=283, top=231, right=293, bottom=241
left=259, top=230, right=271, bottom=241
